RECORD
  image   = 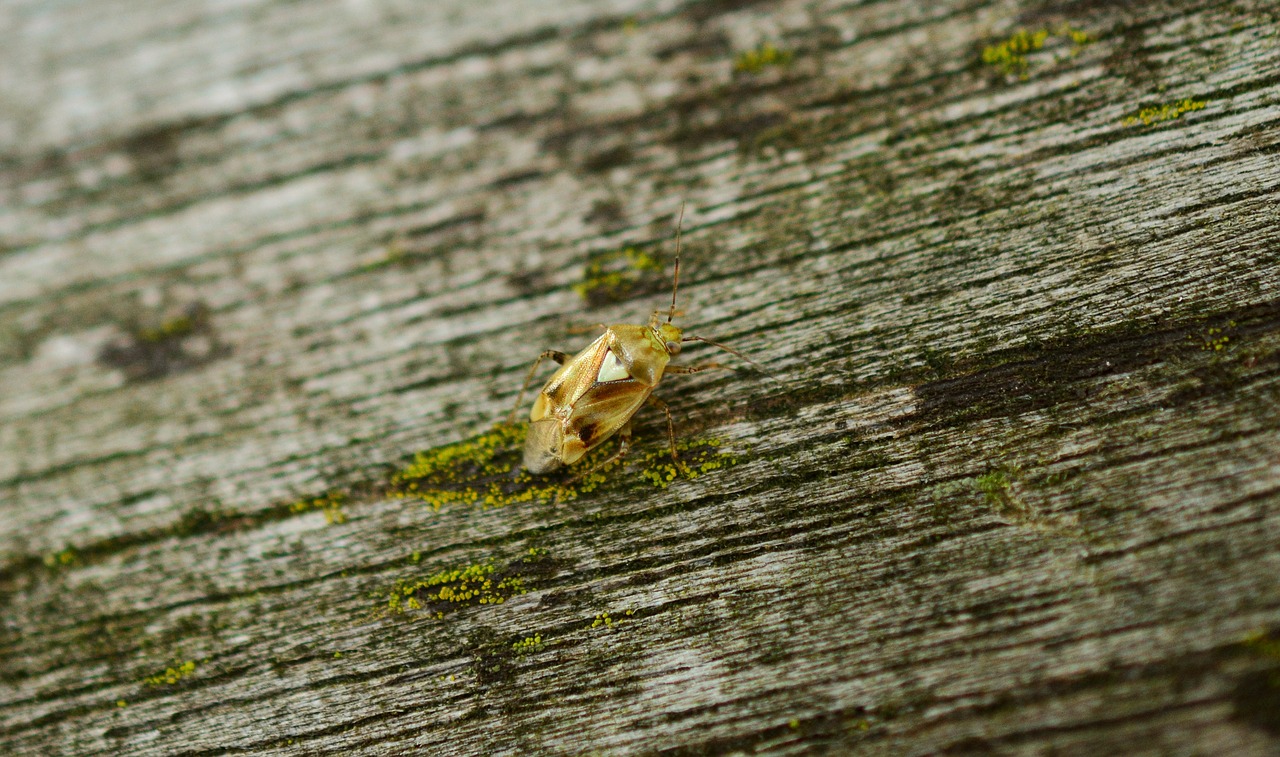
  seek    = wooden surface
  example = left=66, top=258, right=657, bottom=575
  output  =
left=3, top=0, right=1280, bottom=754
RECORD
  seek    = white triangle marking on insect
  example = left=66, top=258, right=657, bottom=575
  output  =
left=597, top=350, right=630, bottom=382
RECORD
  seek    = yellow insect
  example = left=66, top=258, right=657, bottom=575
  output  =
left=509, top=207, right=751, bottom=478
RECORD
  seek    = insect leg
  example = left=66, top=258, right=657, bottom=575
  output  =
left=664, top=362, right=729, bottom=374
left=680, top=335, right=766, bottom=370
left=567, top=322, right=609, bottom=335
left=507, top=350, right=568, bottom=425
left=646, top=395, right=690, bottom=475
left=680, top=335, right=778, bottom=386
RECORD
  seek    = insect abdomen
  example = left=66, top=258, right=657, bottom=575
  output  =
left=524, top=419, right=565, bottom=474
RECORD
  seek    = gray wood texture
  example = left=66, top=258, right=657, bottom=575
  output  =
left=3, top=0, right=1280, bottom=754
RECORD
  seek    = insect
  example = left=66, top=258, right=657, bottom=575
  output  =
left=509, top=206, right=753, bottom=478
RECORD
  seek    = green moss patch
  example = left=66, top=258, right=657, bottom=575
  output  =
left=573, top=246, right=667, bottom=306
left=974, top=470, right=1014, bottom=509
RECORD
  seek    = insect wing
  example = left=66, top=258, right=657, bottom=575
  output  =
left=531, top=333, right=610, bottom=422
left=566, top=379, right=651, bottom=452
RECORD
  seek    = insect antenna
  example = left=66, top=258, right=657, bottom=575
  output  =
left=668, top=202, right=685, bottom=323
left=681, top=334, right=786, bottom=386
left=680, top=335, right=763, bottom=371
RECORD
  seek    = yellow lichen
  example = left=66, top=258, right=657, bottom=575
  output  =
left=1187, top=321, right=1235, bottom=352
left=591, top=607, right=636, bottom=630
left=43, top=546, right=78, bottom=569
left=144, top=660, right=196, bottom=686
left=982, top=24, right=1092, bottom=78
left=636, top=437, right=736, bottom=489
left=389, top=423, right=738, bottom=510
left=512, top=634, right=544, bottom=655
left=982, top=28, right=1049, bottom=76
left=382, top=555, right=543, bottom=618
left=137, top=315, right=195, bottom=343
left=289, top=491, right=347, bottom=524
left=734, top=42, right=794, bottom=74
left=1122, top=98, right=1207, bottom=126
left=389, top=424, right=564, bottom=509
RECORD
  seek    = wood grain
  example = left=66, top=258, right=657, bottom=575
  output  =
left=3, top=0, right=1279, bottom=754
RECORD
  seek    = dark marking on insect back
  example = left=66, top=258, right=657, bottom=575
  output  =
left=577, top=422, right=601, bottom=447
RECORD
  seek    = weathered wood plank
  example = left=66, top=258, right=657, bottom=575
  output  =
left=3, top=0, right=1280, bottom=754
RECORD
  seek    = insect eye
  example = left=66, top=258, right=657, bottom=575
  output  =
left=665, top=341, right=681, bottom=355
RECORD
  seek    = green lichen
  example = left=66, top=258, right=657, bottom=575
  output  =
left=136, top=314, right=195, bottom=343
left=1189, top=321, right=1235, bottom=352
left=364, top=238, right=411, bottom=272
left=288, top=491, right=347, bottom=524
left=573, top=247, right=666, bottom=305
left=635, top=437, right=736, bottom=488
left=382, top=549, right=554, bottom=619
left=388, top=424, right=738, bottom=510
left=388, top=424, right=568, bottom=508
left=734, top=42, right=794, bottom=74
left=511, top=634, right=544, bottom=655
left=591, top=608, right=636, bottom=630
left=98, top=301, right=221, bottom=381
left=1239, top=631, right=1280, bottom=693
left=981, top=24, right=1092, bottom=78
left=173, top=506, right=236, bottom=537
left=1122, top=98, right=1207, bottom=126
left=384, top=560, right=525, bottom=618
left=983, top=28, right=1049, bottom=76
left=1063, top=26, right=1092, bottom=47
left=1242, top=630, right=1280, bottom=661
left=43, top=546, right=78, bottom=569
left=144, top=659, right=196, bottom=686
